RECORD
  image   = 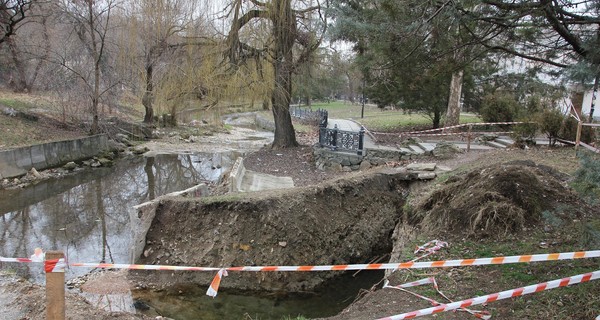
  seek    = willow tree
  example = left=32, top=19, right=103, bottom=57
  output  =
left=226, top=0, right=325, bottom=148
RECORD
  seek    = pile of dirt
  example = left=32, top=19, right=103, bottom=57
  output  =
left=129, top=170, right=411, bottom=293
left=413, top=160, right=587, bottom=237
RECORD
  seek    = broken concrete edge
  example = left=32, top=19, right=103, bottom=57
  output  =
left=229, top=157, right=246, bottom=192
left=130, top=183, right=208, bottom=261
left=0, top=134, right=109, bottom=180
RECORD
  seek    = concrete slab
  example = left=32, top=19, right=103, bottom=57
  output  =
left=485, top=141, right=507, bottom=149
left=407, top=163, right=437, bottom=171
left=408, top=145, right=425, bottom=154
left=30, top=144, right=47, bottom=169
left=495, top=138, right=514, bottom=147
left=418, top=143, right=436, bottom=153
left=239, top=171, right=294, bottom=192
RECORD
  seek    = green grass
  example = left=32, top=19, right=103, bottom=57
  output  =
left=308, top=101, right=482, bottom=131
left=0, top=97, right=36, bottom=111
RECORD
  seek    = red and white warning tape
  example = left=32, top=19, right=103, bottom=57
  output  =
left=372, top=122, right=527, bottom=136
left=384, top=278, right=490, bottom=319
left=3, top=250, right=600, bottom=273
left=3, top=248, right=600, bottom=298
left=378, top=270, right=600, bottom=320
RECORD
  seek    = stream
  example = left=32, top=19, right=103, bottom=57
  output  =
left=0, top=125, right=383, bottom=319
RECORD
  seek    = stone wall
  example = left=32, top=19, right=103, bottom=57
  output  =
left=0, top=134, right=109, bottom=179
left=313, top=145, right=420, bottom=172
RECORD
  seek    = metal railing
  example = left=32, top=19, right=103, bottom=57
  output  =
left=289, top=106, right=328, bottom=123
left=319, top=124, right=365, bottom=155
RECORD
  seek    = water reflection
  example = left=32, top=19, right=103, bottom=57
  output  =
left=0, top=152, right=241, bottom=283
left=133, top=271, right=383, bottom=320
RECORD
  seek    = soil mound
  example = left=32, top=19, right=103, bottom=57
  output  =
left=414, top=160, right=585, bottom=237
left=131, top=170, right=412, bottom=293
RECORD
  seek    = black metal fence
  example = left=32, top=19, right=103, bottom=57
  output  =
left=319, top=125, right=365, bottom=155
left=290, top=105, right=364, bottom=155
left=289, top=106, right=328, bottom=123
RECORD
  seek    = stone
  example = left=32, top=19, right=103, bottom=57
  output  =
left=28, top=167, right=42, bottom=179
left=406, top=163, right=437, bottom=171
left=417, top=172, right=437, bottom=180
left=64, top=162, right=77, bottom=170
left=133, top=146, right=149, bottom=155
left=278, top=241, right=287, bottom=247
left=359, top=160, right=372, bottom=170
left=342, top=166, right=352, bottom=172
left=98, top=158, right=113, bottom=167
left=327, top=163, right=343, bottom=172
left=433, top=142, right=462, bottom=159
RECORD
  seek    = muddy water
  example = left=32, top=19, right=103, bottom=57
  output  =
left=133, top=271, right=383, bottom=320
left=0, top=152, right=240, bottom=283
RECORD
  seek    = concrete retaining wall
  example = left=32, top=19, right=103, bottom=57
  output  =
left=0, top=134, right=109, bottom=179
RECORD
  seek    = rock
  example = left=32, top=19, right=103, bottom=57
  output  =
left=28, top=167, right=42, bottom=179
left=417, top=172, right=437, bottom=180
left=82, top=160, right=93, bottom=167
left=406, top=163, right=437, bottom=171
left=98, top=158, right=113, bottom=167
left=328, top=163, right=343, bottom=172
left=64, top=162, right=77, bottom=170
left=432, top=142, right=462, bottom=159
left=342, top=166, right=352, bottom=172
left=359, top=160, right=372, bottom=170
left=133, top=146, right=150, bottom=155
left=90, top=160, right=101, bottom=168
left=278, top=241, right=287, bottom=247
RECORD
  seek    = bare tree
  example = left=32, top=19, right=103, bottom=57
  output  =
left=226, top=0, right=326, bottom=148
left=52, top=0, right=120, bottom=134
left=0, top=0, right=34, bottom=45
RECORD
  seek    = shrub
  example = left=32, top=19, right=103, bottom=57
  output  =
left=571, top=151, right=600, bottom=204
left=479, top=93, right=521, bottom=123
left=560, top=117, right=594, bottom=143
left=534, top=108, right=564, bottom=146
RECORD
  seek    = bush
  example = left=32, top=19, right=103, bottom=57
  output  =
left=534, top=108, right=564, bottom=146
left=479, top=93, right=521, bottom=123
left=571, top=151, right=600, bottom=204
left=560, top=117, right=594, bottom=143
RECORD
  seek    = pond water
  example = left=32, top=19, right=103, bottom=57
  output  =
left=0, top=152, right=241, bottom=283
left=0, top=145, right=383, bottom=319
left=133, top=271, right=383, bottom=320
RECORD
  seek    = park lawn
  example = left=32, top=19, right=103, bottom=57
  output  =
left=310, top=101, right=482, bottom=131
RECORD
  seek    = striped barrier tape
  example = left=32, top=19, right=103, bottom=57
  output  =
left=45, top=258, right=66, bottom=273
left=372, top=122, right=527, bottom=136
left=383, top=278, right=490, bottom=319
left=378, top=269, right=600, bottom=320
left=3, top=250, right=600, bottom=273
left=3, top=249, right=600, bottom=298
left=206, top=269, right=228, bottom=298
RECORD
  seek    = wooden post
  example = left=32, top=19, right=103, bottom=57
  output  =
left=46, top=251, right=65, bottom=320
left=467, top=124, right=472, bottom=153
left=576, top=121, right=583, bottom=152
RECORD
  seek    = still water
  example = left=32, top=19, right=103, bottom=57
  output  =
left=0, top=152, right=240, bottom=283
left=133, top=271, right=383, bottom=320
left=0, top=150, right=383, bottom=319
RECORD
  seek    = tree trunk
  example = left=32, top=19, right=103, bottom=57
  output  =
left=433, top=109, right=441, bottom=129
left=445, top=69, right=463, bottom=127
left=588, top=73, right=598, bottom=123
left=7, top=38, right=29, bottom=93
left=270, top=0, right=298, bottom=148
left=143, top=64, right=154, bottom=123
left=88, top=0, right=100, bottom=135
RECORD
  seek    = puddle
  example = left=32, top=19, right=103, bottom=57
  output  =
left=133, top=271, right=383, bottom=320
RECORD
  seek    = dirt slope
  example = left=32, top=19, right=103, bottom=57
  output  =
left=129, top=170, right=412, bottom=293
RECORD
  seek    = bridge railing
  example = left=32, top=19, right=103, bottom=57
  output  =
left=319, top=124, right=365, bottom=155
